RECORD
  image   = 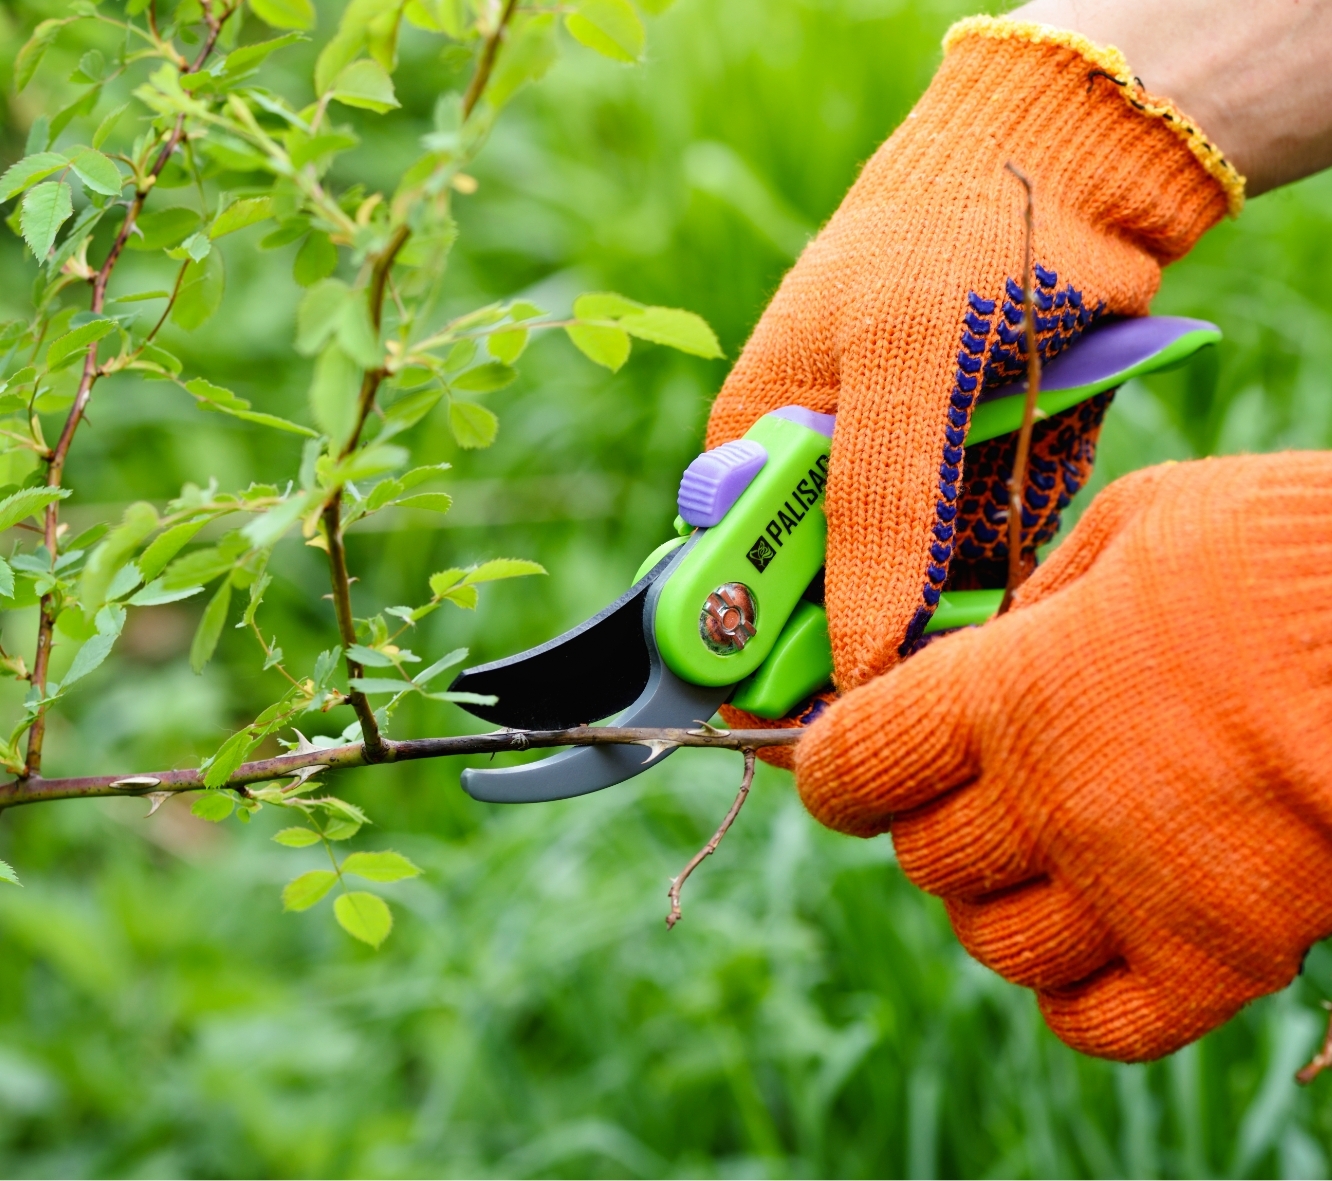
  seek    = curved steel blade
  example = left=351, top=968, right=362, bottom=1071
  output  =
left=448, top=547, right=683, bottom=731
left=460, top=546, right=733, bottom=804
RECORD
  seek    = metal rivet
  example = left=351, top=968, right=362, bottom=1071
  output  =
left=699, top=583, right=757, bottom=655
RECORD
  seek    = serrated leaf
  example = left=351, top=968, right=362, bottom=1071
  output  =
left=282, top=869, right=337, bottom=911
left=566, top=0, right=644, bottom=62
left=296, top=278, right=350, bottom=355
left=0, top=486, right=69, bottom=534
left=138, top=519, right=206, bottom=583
left=0, top=152, right=69, bottom=202
left=346, top=642, right=395, bottom=667
left=20, top=181, right=72, bottom=260
left=0, top=557, right=14, bottom=599
left=222, top=33, right=305, bottom=78
left=337, top=297, right=381, bottom=369
left=349, top=677, right=414, bottom=696
left=619, top=306, right=723, bottom=358
left=242, top=491, right=311, bottom=549
left=414, top=647, right=466, bottom=686
left=487, top=327, right=527, bottom=363
left=334, top=891, right=392, bottom=946
left=190, top=579, right=233, bottom=674
left=203, top=728, right=254, bottom=788
left=451, top=361, right=516, bottom=393
left=172, top=250, right=225, bottom=331
left=61, top=631, right=116, bottom=689
left=448, top=400, right=498, bottom=449
left=294, top=231, right=338, bottom=286
left=162, top=545, right=239, bottom=591
left=65, top=147, right=122, bottom=196
left=192, top=792, right=235, bottom=822
left=46, top=318, right=115, bottom=372
left=331, top=59, right=400, bottom=114
left=127, top=579, right=204, bottom=607
left=210, top=196, right=274, bottom=238
left=566, top=323, right=630, bottom=371
left=341, top=850, right=421, bottom=882
left=573, top=292, right=643, bottom=320
left=382, top=387, right=442, bottom=434
left=15, top=18, right=72, bottom=92
left=467, top=557, right=547, bottom=583
left=273, top=826, right=321, bottom=847
left=92, top=101, right=130, bottom=149
left=185, top=376, right=317, bottom=436
left=80, top=501, right=158, bottom=614
left=0, top=860, right=21, bottom=887
left=249, top=0, right=316, bottom=30
left=309, top=345, right=360, bottom=444
left=394, top=493, right=452, bottom=513
left=127, top=206, right=200, bottom=251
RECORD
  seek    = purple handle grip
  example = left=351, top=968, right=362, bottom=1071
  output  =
left=678, top=439, right=768, bottom=527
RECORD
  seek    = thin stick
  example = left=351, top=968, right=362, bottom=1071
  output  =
left=461, top=0, right=520, bottom=120
left=998, top=162, right=1042, bottom=616
left=665, top=747, right=756, bottom=930
left=0, top=729, right=793, bottom=809
left=1297, top=1002, right=1332, bottom=1085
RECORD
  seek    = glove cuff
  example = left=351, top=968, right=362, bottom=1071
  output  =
left=940, top=16, right=1244, bottom=258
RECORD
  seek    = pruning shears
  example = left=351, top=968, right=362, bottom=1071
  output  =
left=450, top=316, right=1220, bottom=803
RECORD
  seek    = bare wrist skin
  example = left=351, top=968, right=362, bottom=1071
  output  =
left=1012, top=0, right=1332, bottom=196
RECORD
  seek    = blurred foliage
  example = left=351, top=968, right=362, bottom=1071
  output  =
left=1, top=0, right=1332, bottom=1176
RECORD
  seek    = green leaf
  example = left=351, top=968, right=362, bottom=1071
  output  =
left=61, top=631, right=117, bottom=690
left=162, top=545, right=240, bottom=591
left=203, top=728, right=254, bottom=788
left=565, top=0, right=644, bottom=61
left=451, top=361, right=516, bottom=393
left=126, top=579, right=204, bottom=607
left=46, top=318, right=115, bottom=372
left=467, top=558, right=547, bottom=583
left=65, top=147, right=122, bottom=197
left=331, top=59, right=400, bottom=114
left=172, top=250, right=225, bottom=331
left=138, top=519, right=207, bottom=583
left=273, top=827, right=321, bottom=847
left=341, top=850, right=421, bottom=882
left=190, top=579, right=233, bottom=674
left=296, top=278, right=350, bottom=355
left=382, top=387, right=442, bottom=435
left=20, top=181, right=72, bottom=260
left=487, top=327, right=528, bottom=364
left=573, top=292, right=643, bottom=320
left=488, top=12, right=558, bottom=109
left=0, top=486, right=69, bottom=534
left=242, top=492, right=311, bottom=549
left=249, top=0, right=316, bottom=30
left=619, top=306, right=724, bottom=358
left=80, top=501, right=158, bottom=614
left=413, top=647, right=466, bottom=685
left=222, top=33, right=306, bottom=78
left=346, top=642, right=395, bottom=667
left=448, top=400, right=498, bottom=449
left=127, top=207, right=200, bottom=251
left=334, top=891, right=393, bottom=946
left=0, top=557, right=14, bottom=599
left=283, top=869, right=337, bottom=911
left=0, top=860, right=21, bottom=887
left=210, top=196, right=274, bottom=238
left=294, top=231, right=338, bottom=286
left=309, top=345, right=360, bottom=444
left=566, top=323, right=630, bottom=371
left=394, top=493, right=453, bottom=513
left=337, top=297, right=381, bottom=369
left=191, top=791, right=236, bottom=822
left=15, top=18, right=73, bottom=92
left=349, top=677, right=414, bottom=696
left=92, top=102, right=130, bottom=149
left=0, top=152, right=69, bottom=202
left=184, top=377, right=317, bottom=436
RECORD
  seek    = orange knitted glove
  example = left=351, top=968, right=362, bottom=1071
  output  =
left=707, top=16, right=1243, bottom=697
left=794, top=454, right=1332, bottom=1062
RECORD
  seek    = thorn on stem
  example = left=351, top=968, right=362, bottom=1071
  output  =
left=665, top=747, right=756, bottom=930
left=1297, top=1001, right=1332, bottom=1085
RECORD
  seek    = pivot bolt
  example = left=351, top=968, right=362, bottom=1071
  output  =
left=700, top=583, right=757, bottom=654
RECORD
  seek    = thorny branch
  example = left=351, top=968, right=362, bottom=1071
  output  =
left=666, top=747, right=756, bottom=930
left=998, top=162, right=1043, bottom=617
left=0, top=728, right=795, bottom=809
left=461, top=0, right=521, bottom=120
left=26, top=9, right=239, bottom=776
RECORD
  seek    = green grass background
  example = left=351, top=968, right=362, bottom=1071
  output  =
left=2, top=0, right=1332, bottom=1175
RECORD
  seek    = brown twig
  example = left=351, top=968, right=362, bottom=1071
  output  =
left=26, top=11, right=238, bottom=777
left=461, top=0, right=520, bottom=120
left=665, top=747, right=756, bottom=930
left=998, top=162, right=1042, bottom=617
left=0, top=729, right=793, bottom=809
left=1297, top=1001, right=1332, bottom=1084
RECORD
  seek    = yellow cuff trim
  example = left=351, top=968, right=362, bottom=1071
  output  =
left=944, top=15, right=1245, bottom=217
